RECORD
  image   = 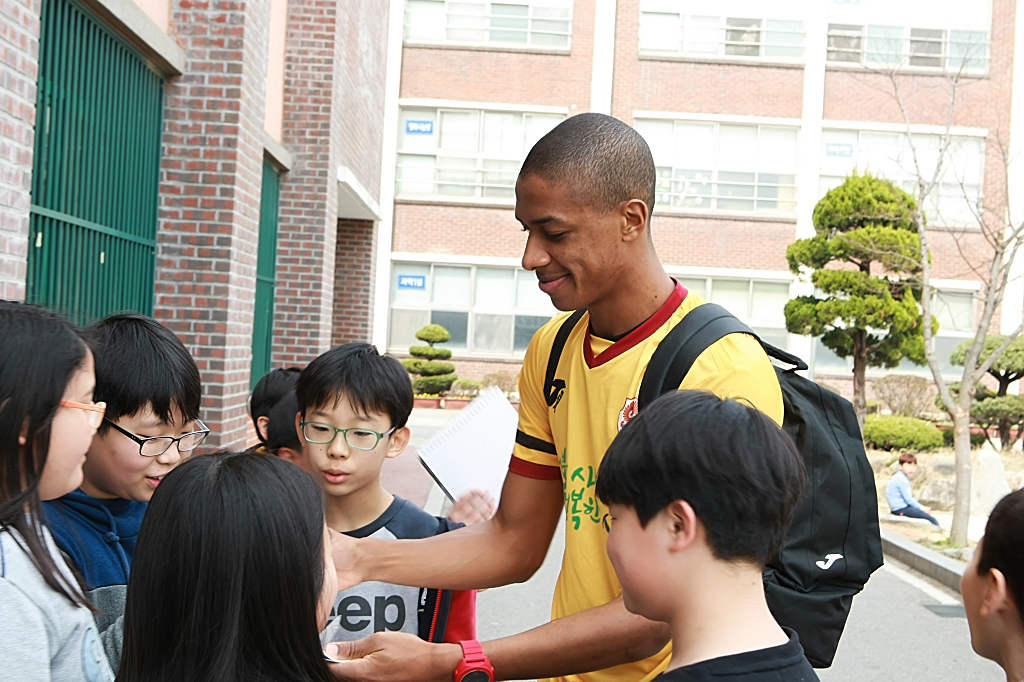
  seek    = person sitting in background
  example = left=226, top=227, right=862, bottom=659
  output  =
left=961, top=489, right=1024, bottom=682
left=886, top=453, right=939, bottom=526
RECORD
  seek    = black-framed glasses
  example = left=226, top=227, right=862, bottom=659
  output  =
left=105, top=419, right=210, bottom=457
left=300, top=421, right=395, bottom=451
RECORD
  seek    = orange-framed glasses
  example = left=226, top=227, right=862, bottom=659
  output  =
left=60, top=400, right=107, bottom=429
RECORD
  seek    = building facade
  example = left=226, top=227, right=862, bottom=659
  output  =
left=373, top=0, right=1024, bottom=399
left=0, top=0, right=391, bottom=447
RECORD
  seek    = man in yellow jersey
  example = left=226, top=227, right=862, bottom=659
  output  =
left=327, top=113, right=783, bottom=682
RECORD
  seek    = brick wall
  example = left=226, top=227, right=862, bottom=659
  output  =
left=155, top=0, right=270, bottom=448
left=336, top=0, right=388, bottom=199
left=0, top=0, right=39, bottom=301
left=272, top=0, right=344, bottom=367
left=332, top=218, right=376, bottom=346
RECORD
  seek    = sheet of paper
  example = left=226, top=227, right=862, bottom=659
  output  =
left=417, top=387, right=518, bottom=503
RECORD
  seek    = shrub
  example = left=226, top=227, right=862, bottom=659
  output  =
left=941, top=428, right=987, bottom=448
left=415, top=324, right=451, bottom=346
left=413, top=374, right=457, bottom=395
left=416, top=361, right=455, bottom=377
left=409, top=345, right=452, bottom=361
left=872, top=374, right=934, bottom=418
left=863, top=415, right=943, bottom=451
left=449, top=379, right=482, bottom=397
left=482, top=370, right=518, bottom=395
left=401, top=358, right=423, bottom=374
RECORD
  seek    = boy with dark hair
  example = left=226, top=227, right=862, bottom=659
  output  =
left=962, top=489, right=1024, bottom=681
left=43, top=313, right=207, bottom=667
left=296, top=342, right=475, bottom=645
left=249, top=367, right=310, bottom=472
left=886, top=453, right=939, bottom=526
left=596, top=390, right=816, bottom=681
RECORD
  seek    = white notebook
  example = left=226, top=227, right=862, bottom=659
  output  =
left=417, top=387, right=518, bottom=504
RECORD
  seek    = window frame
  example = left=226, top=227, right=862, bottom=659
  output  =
left=388, top=261, right=557, bottom=359
left=396, top=105, right=566, bottom=205
left=638, top=9, right=805, bottom=65
left=825, top=24, right=990, bottom=75
left=636, top=118, right=800, bottom=219
left=674, top=275, right=792, bottom=350
left=403, top=0, right=574, bottom=53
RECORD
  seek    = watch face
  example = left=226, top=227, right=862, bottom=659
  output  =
left=463, top=671, right=490, bottom=682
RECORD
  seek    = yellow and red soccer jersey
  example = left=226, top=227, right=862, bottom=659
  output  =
left=509, top=281, right=783, bottom=682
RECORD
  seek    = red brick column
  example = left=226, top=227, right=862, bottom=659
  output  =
left=332, top=218, right=376, bottom=346
left=0, top=0, right=40, bottom=301
left=271, top=0, right=342, bottom=366
left=155, top=0, right=270, bottom=448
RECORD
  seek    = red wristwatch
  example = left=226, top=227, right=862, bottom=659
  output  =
left=454, top=640, right=494, bottom=682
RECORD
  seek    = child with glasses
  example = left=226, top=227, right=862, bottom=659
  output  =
left=43, top=313, right=205, bottom=671
left=0, top=301, right=113, bottom=681
left=296, top=343, right=477, bottom=647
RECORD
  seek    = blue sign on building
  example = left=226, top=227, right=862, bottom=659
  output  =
left=398, top=274, right=427, bottom=290
left=406, top=120, right=434, bottom=135
left=826, top=143, right=855, bottom=158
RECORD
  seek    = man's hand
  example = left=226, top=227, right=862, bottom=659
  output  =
left=921, top=505, right=932, bottom=514
left=448, top=488, right=497, bottom=526
left=330, top=529, right=364, bottom=590
left=326, top=633, right=462, bottom=682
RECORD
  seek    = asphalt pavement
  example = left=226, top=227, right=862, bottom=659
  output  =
left=405, top=408, right=1001, bottom=681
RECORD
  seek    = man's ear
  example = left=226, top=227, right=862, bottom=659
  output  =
left=277, top=446, right=305, bottom=466
left=620, top=199, right=650, bottom=243
left=256, top=415, right=270, bottom=442
left=294, top=411, right=303, bottom=445
left=385, top=425, right=411, bottom=459
left=665, top=499, right=699, bottom=553
left=981, top=568, right=1012, bottom=618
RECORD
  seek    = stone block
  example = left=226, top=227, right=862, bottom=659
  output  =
left=919, top=478, right=956, bottom=511
left=971, top=451, right=1012, bottom=516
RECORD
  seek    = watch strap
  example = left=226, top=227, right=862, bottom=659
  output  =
left=459, top=640, right=487, bottom=664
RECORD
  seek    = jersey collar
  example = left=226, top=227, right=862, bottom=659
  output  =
left=584, top=280, right=688, bottom=369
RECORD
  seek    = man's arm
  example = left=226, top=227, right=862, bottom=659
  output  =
left=335, top=471, right=564, bottom=590
left=328, top=596, right=671, bottom=682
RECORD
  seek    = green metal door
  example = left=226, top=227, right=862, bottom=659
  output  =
left=250, top=159, right=281, bottom=388
left=27, top=0, right=164, bottom=325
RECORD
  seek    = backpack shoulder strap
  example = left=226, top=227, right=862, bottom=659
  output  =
left=638, top=303, right=757, bottom=411
left=544, top=308, right=588, bottom=407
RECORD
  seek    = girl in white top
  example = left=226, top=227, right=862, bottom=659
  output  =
left=0, top=301, right=114, bottom=682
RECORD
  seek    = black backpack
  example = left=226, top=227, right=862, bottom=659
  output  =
left=545, top=303, right=883, bottom=668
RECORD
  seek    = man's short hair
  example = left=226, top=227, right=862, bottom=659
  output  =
left=596, top=390, right=806, bottom=567
left=898, top=453, right=918, bottom=466
left=86, top=313, right=202, bottom=431
left=250, top=368, right=301, bottom=443
left=295, top=343, right=413, bottom=430
left=519, top=113, right=657, bottom=215
left=977, top=490, right=1024, bottom=625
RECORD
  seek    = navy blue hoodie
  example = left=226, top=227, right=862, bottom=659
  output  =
left=43, top=489, right=146, bottom=668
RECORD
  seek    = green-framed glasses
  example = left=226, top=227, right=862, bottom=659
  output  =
left=300, top=421, right=395, bottom=451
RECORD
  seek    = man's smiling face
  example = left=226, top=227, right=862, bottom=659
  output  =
left=515, top=173, right=627, bottom=312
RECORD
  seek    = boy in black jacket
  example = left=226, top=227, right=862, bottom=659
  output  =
left=596, top=390, right=818, bottom=681
left=297, top=343, right=475, bottom=645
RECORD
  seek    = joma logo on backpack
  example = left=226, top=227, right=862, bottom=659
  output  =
left=816, top=554, right=844, bottom=570
left=333, top=595, right=406, bottom=632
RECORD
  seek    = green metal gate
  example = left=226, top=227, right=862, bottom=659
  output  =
left=250, top=159, right=282, bottom=388
left=27, top=0, right=164, bottom=325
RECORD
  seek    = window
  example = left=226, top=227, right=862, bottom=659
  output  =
left=638, top=6, right=803, bottom=62
left=635, top=119, right=799, bottom=216
left=397, top=107, right=564, bottom=202
left=389, top=262, right=557, bottom=357
left=404, top=0, right=572, bottom=50
left=825, top=24, right=989, bottom=74
left=812, top=289, right=976, bottom=379
left=677, top=277, right=791, bottom=349
left=820, top=129, right=985, bottom=228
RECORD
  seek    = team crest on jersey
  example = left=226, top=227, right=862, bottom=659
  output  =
left=617, top=397, right=639, bottom=431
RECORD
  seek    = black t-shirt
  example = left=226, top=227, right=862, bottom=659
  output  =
left=654, top=630, right=819, bottom=681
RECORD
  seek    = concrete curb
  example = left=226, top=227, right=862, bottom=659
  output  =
left=881, top=528, right=965, bottom=594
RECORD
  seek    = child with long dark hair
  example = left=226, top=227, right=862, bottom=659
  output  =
left=116, top=452, right=337, bottom=682
left=0, top=301, right=113, bottom=681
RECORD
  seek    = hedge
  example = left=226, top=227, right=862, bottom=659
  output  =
left=863, top=415, right=943, bottom=451
left=413, top=374, right=457, bottom=395
left=409, top=345, right=452, bottom=361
